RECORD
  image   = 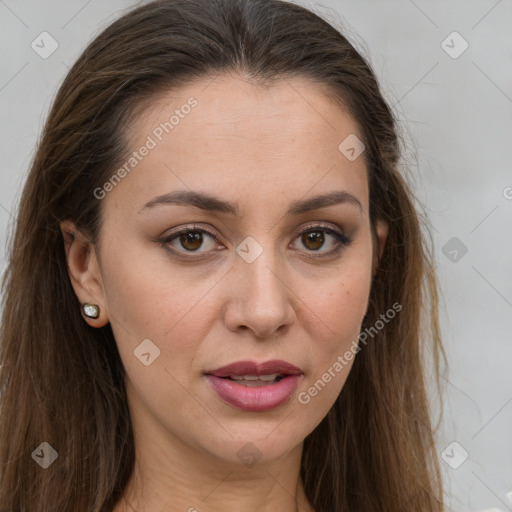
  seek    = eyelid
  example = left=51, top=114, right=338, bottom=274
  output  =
left=157, top=222, right=351, bottom=258
left=296, top=221, right=344, bottom=237
left=292, top=222, right=352, bottom=257
left=156, top=223, right=222, bottom=248
left=173, top=224, right=219, bottom=240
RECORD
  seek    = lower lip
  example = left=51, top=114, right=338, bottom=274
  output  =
left=205, top=375, right=302, bottom=412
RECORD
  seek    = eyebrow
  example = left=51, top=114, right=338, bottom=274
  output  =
left=138, top=189, right=362, bottom=216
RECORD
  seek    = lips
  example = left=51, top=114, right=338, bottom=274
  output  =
left=207, top=360, right=303, bottom=378
left=205, top=360, right=303, bottom=412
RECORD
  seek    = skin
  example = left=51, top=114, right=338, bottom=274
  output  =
left=61, top=74, right=388, bottom=512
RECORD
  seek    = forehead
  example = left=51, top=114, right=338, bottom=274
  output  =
left=112, top=74, right=369, bottom=213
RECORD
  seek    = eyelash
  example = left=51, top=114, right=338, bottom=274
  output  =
left=157, top=223, right=352, bottom=260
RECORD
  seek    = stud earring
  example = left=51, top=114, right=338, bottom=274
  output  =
left=82, top=303, right=100, bottom=319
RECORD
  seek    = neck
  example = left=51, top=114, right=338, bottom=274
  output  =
left=112, top=377, right=316, bottom=512
left=114, top=451, right=315, bottom=512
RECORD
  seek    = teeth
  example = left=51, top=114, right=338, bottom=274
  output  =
left=239, top=380, right=271, bottom=387
left=229, top=373, right=281, bottom=381
left=259, top=374, right=280, bottom=381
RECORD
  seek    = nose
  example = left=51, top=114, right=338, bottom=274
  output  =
left=223, top=248, right=296, bottom=340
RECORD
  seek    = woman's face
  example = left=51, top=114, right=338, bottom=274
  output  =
left=68, top=75, right=387, bottom=468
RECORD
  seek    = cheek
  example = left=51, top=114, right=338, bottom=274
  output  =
left=100, top=239, right=223, bottom=380
left=308, top=247, right=372, bottom=340
left=291, top=269, right=371, bottom=434
left=100, top=252, right=215, bottom=423
left=100, top=229, right=204, bottom=334
left=308, top=272, right=369, bottom=367
left=297, top=245, right=373, bottom=401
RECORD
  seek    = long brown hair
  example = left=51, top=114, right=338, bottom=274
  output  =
left=0, top=0, right=446, bottom=510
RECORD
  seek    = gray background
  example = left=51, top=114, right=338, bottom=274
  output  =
left=1, top=0, right=511, bottom=510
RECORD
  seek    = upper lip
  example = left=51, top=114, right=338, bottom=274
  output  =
left=206, top=360, right=303, bottom=377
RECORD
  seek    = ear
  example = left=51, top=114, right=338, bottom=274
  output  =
left=372, top=219, right=389, bottom=278
left=60, top=220, right=109, bottom=327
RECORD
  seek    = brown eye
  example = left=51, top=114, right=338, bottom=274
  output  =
left=291, top=224, right=352, bottom=257
left=158, top=223, right=351, bottom=260
left=301, top=231, right=325, bottom=250
left=179, top=230, right=204, bottom=251
left=159, top=225, right=221, bottom=255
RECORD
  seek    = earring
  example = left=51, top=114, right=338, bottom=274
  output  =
left=82, top=303, right=100, bottom=319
